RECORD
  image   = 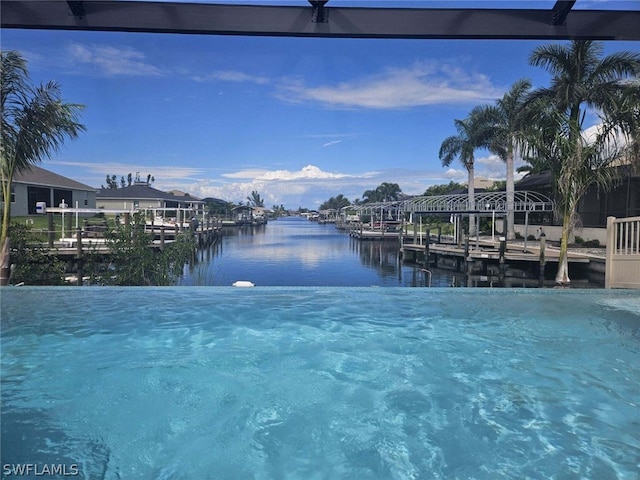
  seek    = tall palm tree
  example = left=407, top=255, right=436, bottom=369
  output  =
left=478, top=78, right=532, bottom=240
left=1, top=51, right=85, bottom=284
left=525, top=40, right=640, bottom=284
left=376, top=182, right=402, bottom=202
left=439, top=106, right=488, bottom=236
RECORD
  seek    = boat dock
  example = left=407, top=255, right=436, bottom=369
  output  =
left=400, top=235, right=604, bottom=283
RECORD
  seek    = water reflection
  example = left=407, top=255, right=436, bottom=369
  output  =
left=181, top=217, right=421, bottom=286
left=181, top=217, right=596, bottom=288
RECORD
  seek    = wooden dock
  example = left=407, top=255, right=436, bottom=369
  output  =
left=38, top=225, right=222, bottom=286
left=400, top=236, right=604, bottom=284
left=402, top=241, right=591, bottom=263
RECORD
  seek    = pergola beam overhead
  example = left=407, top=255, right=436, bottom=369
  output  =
left=551, top=0, right=577, bottom=25
left=2, top=1, right=639, bottom=40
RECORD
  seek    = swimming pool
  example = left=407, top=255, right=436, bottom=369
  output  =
left=2, top=288, right=639, bottom=479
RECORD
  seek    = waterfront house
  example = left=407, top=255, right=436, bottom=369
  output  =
left=514, top=166, right=640, bottom=243
left=7, top=165, right=97, bottom=216
left=96, top=181, right=204, bottom=211
left=232, top=205, right=254, bottom=225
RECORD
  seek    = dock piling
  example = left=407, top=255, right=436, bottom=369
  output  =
left=499, top=237, right=506, bottom=278
left=538, top=233, right=546, bottom=285
left=47, top=213, right=54, bottom=248
left=75, top=227, right=83, bottom=286
left=464, top=236, right=470, bottom=272
left=425, top=228, right=430, bottom=267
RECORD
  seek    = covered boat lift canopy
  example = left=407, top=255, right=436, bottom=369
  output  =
left=344, top=191, right=555, bottom=243
left=402, top=191, right=554, bottom=215
left=345, top=191, right=554, bottom=216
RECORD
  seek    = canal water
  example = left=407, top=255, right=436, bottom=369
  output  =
left=180, top=216, right=557, bottom=288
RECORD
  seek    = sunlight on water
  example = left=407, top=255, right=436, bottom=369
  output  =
left=2, top=288, right=639, bottom=479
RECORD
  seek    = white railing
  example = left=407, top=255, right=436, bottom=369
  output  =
left=605, top=216, right=640, bottom=289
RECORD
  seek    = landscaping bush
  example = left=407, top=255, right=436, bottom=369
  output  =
left=8, top=223, right=65, bottom=285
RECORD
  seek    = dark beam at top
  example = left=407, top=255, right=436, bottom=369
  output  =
left=309, top=1, right=329, bottom=24
left=66, top=1, right=85, bottom=19
left=551, top=0, right=576, bottom=25
left=1, top=1, right=639, bottom=41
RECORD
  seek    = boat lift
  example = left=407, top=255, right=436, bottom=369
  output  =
left=347, top=191, right=555, bottom=248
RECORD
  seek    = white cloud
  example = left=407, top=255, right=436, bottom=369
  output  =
left=582, top=121, right=629, bottom=148
left=275, top=61, right=502, bottom=109
left=223, top=164, right=351, bottom=181
left=444, top=168, right=467, bottom=181
left=67, top=43, right=165, bottom=77
left=441, top=155, right=527, bottom=184
left=193, top=70, right=269, bottom=84
left=181, top=164, right=475, bottom=208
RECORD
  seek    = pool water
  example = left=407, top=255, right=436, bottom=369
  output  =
left=2, top=288, right=639, bottom=479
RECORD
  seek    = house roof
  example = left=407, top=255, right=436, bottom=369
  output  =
left=447, top=188, right=488, bottom=195
left=13, top=165, right=96, bottom=192
left=515, top=171, right=553, bottom=190
left=202, top=197, right=229, bottom=206
left=97, top=183, right=204, bottom=204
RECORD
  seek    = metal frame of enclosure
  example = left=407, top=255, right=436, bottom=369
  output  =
left=2, top=1, right=639, bottom=41
left=346, top=191, right=554, bottom=217
left=402, top=191, right=555, bottom=215
left=347, top=201, right=405, bottom=221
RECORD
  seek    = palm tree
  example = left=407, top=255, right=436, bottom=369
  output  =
left=376, top=182, right=402, bottom=202
left=361, top=188, right=380, bottom=203
left=1, top=51, right=85, bottom=284
left=246, top=190, right=264, bottom=207
left=478, top=78, right=532, bottom=240
left=525, top=40, right=640, bottom=284
left=439, top=106, right=488, bottom=236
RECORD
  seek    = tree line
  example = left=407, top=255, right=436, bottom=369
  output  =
left=102, top=173, right=155, bottom=189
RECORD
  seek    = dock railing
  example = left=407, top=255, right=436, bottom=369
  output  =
left=605, top=216, right=640, bottom=289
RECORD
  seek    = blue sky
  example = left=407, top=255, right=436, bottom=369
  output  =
left=2, top=1, right=639, bottom=209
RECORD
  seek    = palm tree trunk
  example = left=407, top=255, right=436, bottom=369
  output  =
left=506, top=152, right=515, bottom=240
left=1, top=170, right=12, bottom=245
left=555, top=207, right=571, bottom=285
left=0, top=238, right=10, bottom=286
left=468, top=164, right=476, bottom=236
left=0, top=172, right=13, bottom=286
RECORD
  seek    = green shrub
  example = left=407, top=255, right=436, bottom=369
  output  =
left=7, top=223, right=65, bottom=285
left=103, top=212, right=196, bottom=286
